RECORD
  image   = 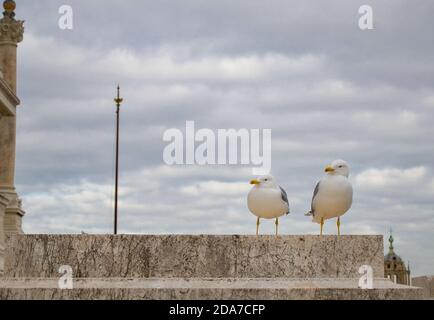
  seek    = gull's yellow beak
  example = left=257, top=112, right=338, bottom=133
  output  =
left=325, top=165, right=335, bottom=173
left=250, top=179, right=260, bottom=185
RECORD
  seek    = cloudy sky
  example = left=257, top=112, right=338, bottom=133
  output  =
left=12, top=0, right=434, bottom=276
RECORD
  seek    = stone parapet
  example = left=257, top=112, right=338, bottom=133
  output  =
left=412, top=276, right=434, bottom=299
left=4, top=235, right=384, bottom=279
left=1, top=234, right=424, bottom=300
left=0, top=278, right=424, bottom=300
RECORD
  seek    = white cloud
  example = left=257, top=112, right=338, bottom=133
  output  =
left=428, top=180, right=434, bottom=195
left=273, top=139, right=361, bottom=154
left=355, top=166, right=428, bottom=189
left=97, top=50, right=324, bottom=82
left=180, top=181, right=250, bottom=196
left=352, top=110, right=420, bottom=129
left=422, top=95, right=434, bottom=108
left=23, top=32, right=324, bottom=85
left=313, top=79, right=358, bottom=99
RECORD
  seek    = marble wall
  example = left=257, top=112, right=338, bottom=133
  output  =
left=0, top=278, right=424, bottom=300
left=4, top=234, right=385, bottom=279
left=412, top=276, right=434, bottom=298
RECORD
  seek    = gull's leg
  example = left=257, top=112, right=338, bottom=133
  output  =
left=320, top=217, right=324, bottom=236
left=256, top=217, right=260, bottom=235
left=275, top=218, right=279, bottom=236
left=337, top=217, right=341, bottom=237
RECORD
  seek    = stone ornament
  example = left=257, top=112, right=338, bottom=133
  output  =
left=0, top=0, right=23, bottom=43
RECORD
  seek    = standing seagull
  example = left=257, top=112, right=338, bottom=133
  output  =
left=248, top=175, right=290, bottom=236
left=306, top=160, right=353, bottom=236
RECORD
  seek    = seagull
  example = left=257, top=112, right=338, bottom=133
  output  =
left=248, top=175, right=290, bottom=236
left=306, top=160, right=353, bottom=236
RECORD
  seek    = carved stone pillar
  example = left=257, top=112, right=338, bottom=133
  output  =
left=0, top=0, right=25, bottom=234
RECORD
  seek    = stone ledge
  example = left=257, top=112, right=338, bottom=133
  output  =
left=5, top=235, right=385, bottom=279
left=412, top=276, right=434, bottom=299
left=0, top=194, right=9, bottom=274
left=0, top=278, right=424, bottom=300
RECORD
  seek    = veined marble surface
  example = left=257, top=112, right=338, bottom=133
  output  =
left=4, top=235, right=384, bottom=279
left=0, top=278, right=423, bottom=300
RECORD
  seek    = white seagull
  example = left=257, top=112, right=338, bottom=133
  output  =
left=306, top=160, right=353, bottom=236
left=248, top=175, right=290, bottom=236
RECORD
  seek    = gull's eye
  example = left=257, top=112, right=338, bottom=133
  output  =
left=338, top=165, right=343, bottom=168
left=264, top=179, right=268, bottom=182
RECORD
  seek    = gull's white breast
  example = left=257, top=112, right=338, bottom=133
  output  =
left=313, top=175, right=353, bottom=223
left=248, top=188, right=288, bottom=219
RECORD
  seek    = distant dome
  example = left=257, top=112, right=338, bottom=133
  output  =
left=384, top=232, right=411, bottom=285
left=384, top=251, right=403, bottom=263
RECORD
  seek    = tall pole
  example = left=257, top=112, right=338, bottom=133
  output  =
left=114, top=85, right=123, bottom=235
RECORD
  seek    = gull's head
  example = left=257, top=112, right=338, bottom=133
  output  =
left=250, top=174, right=278, bottom=189
left=325, top=159, right=350, bottom=177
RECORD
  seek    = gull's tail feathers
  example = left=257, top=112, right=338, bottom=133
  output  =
left=305, top=210, right=322, bottom=224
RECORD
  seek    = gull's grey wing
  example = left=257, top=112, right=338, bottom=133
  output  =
left=310, top=181, right=321, bottom=215
left=280, top=186, right=290, bottom=214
